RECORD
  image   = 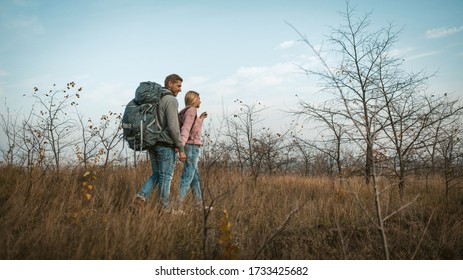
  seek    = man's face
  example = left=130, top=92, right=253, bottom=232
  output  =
left=168, top=80, right=182, bottom=96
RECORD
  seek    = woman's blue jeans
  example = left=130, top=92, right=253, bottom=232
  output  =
left=179, top=144, right=202, bottom=205
left=137, top=145, right=176, bottom=208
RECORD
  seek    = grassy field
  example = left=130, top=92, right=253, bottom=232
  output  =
left=0, top=163, right=462, bottom=260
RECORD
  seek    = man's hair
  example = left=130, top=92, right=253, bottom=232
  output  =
left=164, top=74, right=183, bottom=87
left=184, top=90, right=200, bottom=107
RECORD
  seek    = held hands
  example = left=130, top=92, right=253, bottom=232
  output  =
left=178, top=151, right=187, bottom=162
left=175, top=148, right=187, bottom=162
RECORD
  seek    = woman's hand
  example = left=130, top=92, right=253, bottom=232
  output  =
left=199, top=112, right=208, bottom=120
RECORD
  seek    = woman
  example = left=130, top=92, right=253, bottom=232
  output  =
left=178, top=90, right=207, bottom=208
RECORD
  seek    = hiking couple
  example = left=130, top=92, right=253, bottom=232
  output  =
left=133, top=74, right=207, bottom=213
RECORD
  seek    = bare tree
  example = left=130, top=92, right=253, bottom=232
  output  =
left=291, top=137, right=315, bottom=176
left=289, top=1, right=463, bottom=258
left=252, top=126, right=293, bottom=175
left=288, top=1, right=423, bottom=259
left=292, top=99, right=348, bottom=176
left=223, top=100, right=294, bottom=181
left=200, top=116, right=228, bottom=169
left=380, top=79, right=463, bottom=198
left=14, top=110, right=52, bottom=202
left=17, top=110, right=49, bottom=170
left=224, top=100, right=267, bottom=183
left=424, top=97, right=463, bottom=198
left=288, top=3, right=397, bottom=185
left=95, top=112, right=123, bottom=168
left=0, top=101, right=21, bottom=165
left=75, top=110, right=101, bottom=168
left=438, top=124, right=462, bottom=199
left=29, top=82, right=81, bottom=172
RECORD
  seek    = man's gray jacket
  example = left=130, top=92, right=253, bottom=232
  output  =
left=156, top=92, right=184, bottom=151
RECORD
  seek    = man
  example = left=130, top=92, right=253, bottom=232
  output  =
left=134, top=74, right=186, bottom=211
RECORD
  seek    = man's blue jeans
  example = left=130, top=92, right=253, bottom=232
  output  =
left=179, top=144, right=202, bottom=205
left=137, top=145, right=176, bottom=208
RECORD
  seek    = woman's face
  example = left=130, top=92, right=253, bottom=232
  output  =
left=195, top=96, right=201, bottom=108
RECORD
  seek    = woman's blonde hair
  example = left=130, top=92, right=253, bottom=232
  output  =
left=184, top=90, right=200, bottom=107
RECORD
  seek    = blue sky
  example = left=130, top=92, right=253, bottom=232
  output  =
left=1, top=0, right=462, bottom=133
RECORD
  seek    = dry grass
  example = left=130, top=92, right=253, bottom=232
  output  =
left=0, top=164, right=462, bottom=260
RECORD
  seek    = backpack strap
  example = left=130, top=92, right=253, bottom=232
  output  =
left=179, top=106, right=197, bottom=129
left=161, top=88, right=173, bottom=98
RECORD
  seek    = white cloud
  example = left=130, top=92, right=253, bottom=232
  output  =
left=407, top=51, right=441, bottom=61
left=81, top=82, right=133, bottom=122
left=386, top=48, right=441, bottom=61
left=276, top=40, right=297, bottom=50
left=425, top=26, right=463, bottom=39
left=0, top=69, right=9, bottom=77
left=214, top=62, right=300, bottom=97
left=188, top=75, right=211, bottom=86
left=194, top=58, right=321, bottom=118
left=387, top=47, right=414, bottom=58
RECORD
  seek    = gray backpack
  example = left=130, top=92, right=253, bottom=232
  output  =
left=122, top=81, right=170, bottom=151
